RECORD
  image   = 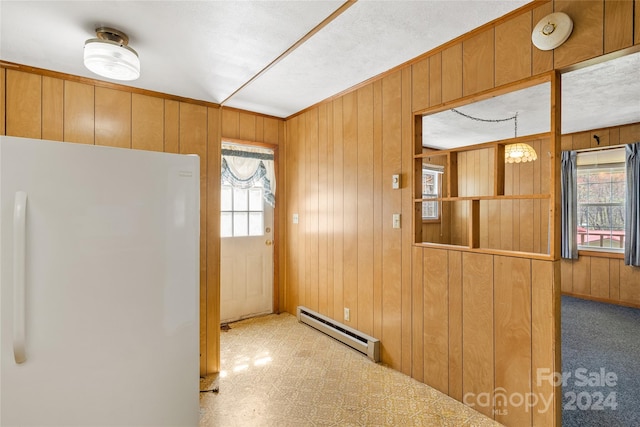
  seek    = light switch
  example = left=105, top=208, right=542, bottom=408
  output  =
left=293, top=213, right=299, bottom=224
left=392, top=213, right=401, bottom=229
left=392, top=174, right=400, bottom=189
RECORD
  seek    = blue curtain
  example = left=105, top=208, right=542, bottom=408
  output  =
left=561, top=151, right=578, bottom=259
left=624, top=142, right=640, bottom=266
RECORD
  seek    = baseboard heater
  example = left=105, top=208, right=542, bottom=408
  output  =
left=297, top=306, right=380, bottom=362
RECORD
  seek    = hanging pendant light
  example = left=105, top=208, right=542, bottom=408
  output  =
left=84, top=27, right=140, bottom=81
left=505, top=143, right=538, bottom=163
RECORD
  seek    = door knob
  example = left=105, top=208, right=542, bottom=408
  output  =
left=265, top=240, right=272, bottom=246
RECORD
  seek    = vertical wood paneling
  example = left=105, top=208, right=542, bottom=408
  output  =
left=342, top=92, right=358, bottom=325
left=305, top=110, right=320, bottom=312
left=412, top=58, right=429, bottom=112
left=463, top=29, right=495, bottom=96
left=572, top=256, right=591, bottom=295
left=554, top=1, right=604, bottom=69
left=318, top=104, right=329, bottom=316
left=332, top=99, right=345, bottom=320
left=462, top=252, right=494, bottom=418
left=206, top=106, right=221, bottom=373
left=286, top=117, right=300, bottom=312
left=381, top=72, right=403, bottom=369
left=531, top=260, right=558, bottom=427
left=6, top=70, right=41, bottom=138
left=401, top=67, right=413, bottom=375
left=0, top=68, right=5, bottom=135
left=164, top=100, right=180, bottom=154
left=571, top=131, right=591, bottom=150
left=326, top=102, right=335, bottom=319
left=297, top=114, right=307, bottom=308
left=373, top=81, right=383, bottom=340
left=494, top=256, right=532, bottom=427
left=495, top=12, right=532, bottom=87
left=264, top=117, right=280, bottom=145
left=132, top=94, right=164, bottom=152
left=357, top=86, right=374, bottom=335
left=619, top=264, right=640, bottom=304
left=221, top=109, right=239, bottom=139
left=179, top=102, right=208, bottom=375
left=448, top=250, right=463, bottom=401
left=429, top=53, right=442, bottom=106
left=42, top=76, right=63, bottom=141
left=610, top=259, right=620, bottom=301
left=532, top=2, right=554, bottom=75
left=590, top=257, right=610, bottom=298
left=412, top=246, right=424, bottom=382
left=238, top=111, right=256, bottom=141
left=423, top=248, right=449, bottom=394
left=561, top=259, right=574, bottom=293
left=95, top=87, right=131, bottom=148
left=442, top=44, right=463, bottom=103
left=620, top=123, right=640, bottom=144
left=64, top=81, right=94, bottom=144
left=604, top=0, right=634, bottom=53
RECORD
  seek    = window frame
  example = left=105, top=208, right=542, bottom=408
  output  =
left=422, top=166, right=441, bottom=222
left=575, top=148, right=626, bottom=254
left=220, top=182, right=265, bottom=238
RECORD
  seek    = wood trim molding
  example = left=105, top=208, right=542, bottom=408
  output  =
left=0, top=60, right=222, bottom=109
left=578, top=250, right=624, bottom=259
left=562, top=292, right=640, bottom=310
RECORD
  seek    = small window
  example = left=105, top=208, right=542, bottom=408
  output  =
left=221, top=181, right=264, bottom=238
left=422, top=166, right=442, bottom=221
left=576, top=148, right=625, bottom=252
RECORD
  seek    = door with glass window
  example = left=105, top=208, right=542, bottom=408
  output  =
left=220, top=149, right=274, bottom=323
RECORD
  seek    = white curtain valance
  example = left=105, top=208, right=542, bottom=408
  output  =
left=221, top=145, right=276, bottom=207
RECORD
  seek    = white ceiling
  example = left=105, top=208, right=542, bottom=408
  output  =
left=0, top=0, right=531, bottom=118
left=423, top=51, right=640, bottom=149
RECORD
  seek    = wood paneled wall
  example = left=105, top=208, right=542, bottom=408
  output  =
left=561, top=122, right=640, bottom=308
left=0, top=66, right=284, bottom=376
left=284, top=71, right=413, bottom=372
left=284, top=1, right=640, bottom=426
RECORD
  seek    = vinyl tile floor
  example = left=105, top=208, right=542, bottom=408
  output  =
left=199, top=313, right=502, bottom=427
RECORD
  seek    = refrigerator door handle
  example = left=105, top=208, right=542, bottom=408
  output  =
left=13, top=191, right=27, bottom=364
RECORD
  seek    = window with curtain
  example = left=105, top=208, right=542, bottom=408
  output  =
left=576, top=148, right=626, bottom=252
left=220, top=143, right=275, bottom=238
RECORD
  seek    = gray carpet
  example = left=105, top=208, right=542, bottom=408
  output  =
left=562, top=296, right=640, bottom=427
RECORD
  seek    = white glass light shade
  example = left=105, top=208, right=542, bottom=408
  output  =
left=84, top=39, right=140, bottom=81
left=505, top=143, right=537, bottom=164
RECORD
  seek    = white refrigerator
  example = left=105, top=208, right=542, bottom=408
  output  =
left=0, top=136, right=200, bottom=426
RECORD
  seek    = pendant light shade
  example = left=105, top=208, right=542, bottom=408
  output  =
left=84, top=27, right=140, bottom=81
left=505, top=143, right=538, bottom=164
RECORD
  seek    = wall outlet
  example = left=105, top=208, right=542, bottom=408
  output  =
left=344, top=307, right=350, bottom=322
left=293, top=213, right=299, bottom=224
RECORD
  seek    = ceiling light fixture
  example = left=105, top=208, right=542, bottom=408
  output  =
left=84, top=27, right=140, bottom=81
left=505, top=143, right=538, bottom=164
left=450, top=108, right=538, bottom=163
left=532, top=12, right=573, bottom=51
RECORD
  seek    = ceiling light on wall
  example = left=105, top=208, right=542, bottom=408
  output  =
left=505, top=143, right=538, bottom=163
left=84, top=27, right=140, bottom=81
left=532, top=12, right=573, bottom=51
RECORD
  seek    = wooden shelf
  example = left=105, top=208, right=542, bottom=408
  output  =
left=414, top=194, right=551, bottom=203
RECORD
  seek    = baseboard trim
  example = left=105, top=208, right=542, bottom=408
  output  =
left=562, top=292, right=640, bottom=310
